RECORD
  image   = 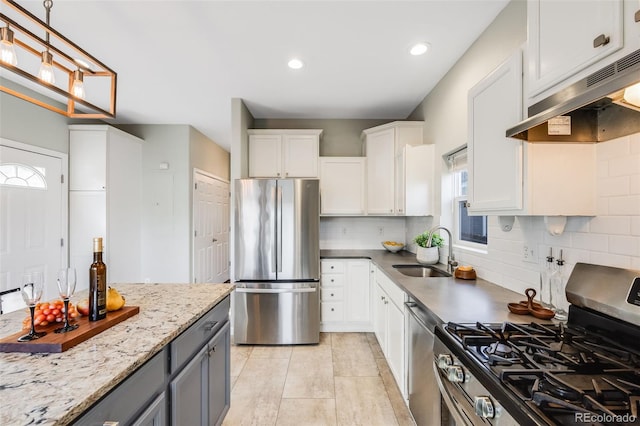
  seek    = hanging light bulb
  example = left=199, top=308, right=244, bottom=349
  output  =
left=38, top=50, right=55, bottom=84
left=0, top=27, right=18, bottom=66
left=71, top=69, right=85, bottom=99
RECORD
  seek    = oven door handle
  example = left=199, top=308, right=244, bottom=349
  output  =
left=433, top=361, right=473, bottom=425
left=235, top=287, right=317, bottom=294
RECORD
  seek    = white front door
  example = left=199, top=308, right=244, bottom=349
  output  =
left=193, top=171, right=229, bottom=283
left=0, top=141, right=67, bottom=312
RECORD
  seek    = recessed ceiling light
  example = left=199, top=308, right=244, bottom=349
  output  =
left=288, top=58, right=304, bottom=69
left=409, top=43, right=430, bottom=56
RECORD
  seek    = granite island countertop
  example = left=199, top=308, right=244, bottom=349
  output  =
left=321, top=249, right=547, bottom=325
left=0, top=283, right=234, bottom=426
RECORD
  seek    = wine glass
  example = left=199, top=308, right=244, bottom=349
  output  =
left=55, top=267, right=78, bottom=333
left=18, top=271, right=46, bottom=342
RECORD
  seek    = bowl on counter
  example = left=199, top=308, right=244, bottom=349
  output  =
left=382, top=241, right=404, bottom=253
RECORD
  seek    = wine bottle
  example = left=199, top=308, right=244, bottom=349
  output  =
left=89, top=237, right=107, bottom=321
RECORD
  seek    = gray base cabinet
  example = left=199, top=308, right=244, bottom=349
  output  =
left=133, top=392, right=167, bottom=426
left=74, top=296, right=231, bottom=426
left=170, top=322, right=230, bottom=426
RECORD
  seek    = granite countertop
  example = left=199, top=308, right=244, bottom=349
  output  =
left=0, top=283, right=235, bottom=426
left=321, top=249, right=544, bottom=325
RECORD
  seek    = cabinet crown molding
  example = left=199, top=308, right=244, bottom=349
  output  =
left=247, top=129, right=323, bottom=136
left=361, top=121, right=424, bottom=137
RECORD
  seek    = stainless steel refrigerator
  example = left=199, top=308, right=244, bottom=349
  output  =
left=233, top=178, right=320, bottom=344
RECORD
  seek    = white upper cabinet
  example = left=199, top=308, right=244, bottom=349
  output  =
left=364, top=127, right=395, bottom=214
left=398, top=144, right=435, bottom=216
left=319, top=157, right=366, bottom=215
left=527, top=0, right=632, bottom=102
left=68, top=125, right=143, bottom=290
left=362, top=121, right=433, bottom=216
left=468, top=50, right=524, bottom=213
left=469, top=50, right=596, bottom=216
left=248, top=129, right=322, bottom=178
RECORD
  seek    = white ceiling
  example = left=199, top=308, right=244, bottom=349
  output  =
left=11, top=0, right=510, bottom=151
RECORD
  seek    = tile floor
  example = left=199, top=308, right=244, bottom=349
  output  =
left=222, top=332, right=415, bottom=426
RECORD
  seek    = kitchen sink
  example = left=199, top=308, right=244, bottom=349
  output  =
left=392, top=264, right=451, bottom=278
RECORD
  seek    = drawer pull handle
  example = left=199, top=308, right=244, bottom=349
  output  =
left=103, top=422, right=119, bottom=426
left=331, top=293, right=334, bottom=296
left=331, top=266, right=334, bottom=269
left=593, top=34, right=610, bottom=48
left=331, top=308, right=335, bottom=312
left=203, top=321, right=218, bottom=331
left=331, top=279, right=334, bottom=282
left=208, top=345, right=217, bottom=356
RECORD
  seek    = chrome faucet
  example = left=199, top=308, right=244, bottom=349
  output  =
left=426, top=226, right=458, bottom=273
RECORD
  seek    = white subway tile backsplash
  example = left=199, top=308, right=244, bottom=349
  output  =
left=587, top=216, right=631, bottom=235
left=631, top=133, right=640, bottom=153
left=565, top=216, right=590, bottom=233
left=571, top=232, right=607, bottom=252
left=630, top=174, right=640, bottom=195
left=597, top=176, right=629, bottom=197
left=608, top=235, right=640, bottom=257
left=596, top=135, right=630, bottom=159
left=609, top=154, right=640, bottom=177
left=633, top=216, right=640, bottom=236
left=588, top=251, right=632, bottom=269
left=609, top=195, right=640, bottom=215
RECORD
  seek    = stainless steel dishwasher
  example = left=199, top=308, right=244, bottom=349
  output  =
left=406, top=298, right=440, bottom=426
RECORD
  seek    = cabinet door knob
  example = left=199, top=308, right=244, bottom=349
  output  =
left=593, top=34, right=610, bottom=48
left=331, top=308, right=335, bottom=312
left=331, top=293, right=334, bottom=297
left=330, top=278, right=334, bottom=282
left=331, top=266, right=334, bottom=269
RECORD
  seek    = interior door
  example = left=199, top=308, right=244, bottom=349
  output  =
left=0, top=142, right=65, bottom=310
left=193, top=171, right=230, bottom=283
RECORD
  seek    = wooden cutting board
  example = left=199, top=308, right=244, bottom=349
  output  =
left=0, top=306, right=139, bottom=353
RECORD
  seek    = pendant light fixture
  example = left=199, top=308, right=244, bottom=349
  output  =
left=0, top=26, right=17, bottom=65
left=0, top=0, right=117, bottom=118
left=36, top=0, right=55, bottom=84
left=71, top=69, right=84, bottom=99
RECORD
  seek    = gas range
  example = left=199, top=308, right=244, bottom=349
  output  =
left=433, top=263, right=640, bottom=426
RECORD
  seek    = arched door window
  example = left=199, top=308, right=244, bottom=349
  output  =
left=0, top=163, right=47, bottom=189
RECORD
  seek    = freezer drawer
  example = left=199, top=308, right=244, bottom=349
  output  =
left=233, top=282, right=320, bottom=345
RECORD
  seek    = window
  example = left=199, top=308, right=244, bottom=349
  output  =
left=447, top=147, right=488, bottom=248
left=0, top=163, right=47, bottom=189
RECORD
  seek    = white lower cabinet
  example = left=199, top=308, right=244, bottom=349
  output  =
left=320, top=259, right=372, bottom=332
left=373, top=267, right=407, bottom=398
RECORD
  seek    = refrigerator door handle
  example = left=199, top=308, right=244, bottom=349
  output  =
left=277, top=184, right=283, bottom=273
left=269, top=184, right=277, bottom=274
left=235, top=287, right=317, bottom=294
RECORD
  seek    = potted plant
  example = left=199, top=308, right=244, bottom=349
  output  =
left=414, top=231, right=444, bottom=265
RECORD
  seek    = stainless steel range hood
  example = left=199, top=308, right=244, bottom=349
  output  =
left=507, top=48, right=640, bottom=143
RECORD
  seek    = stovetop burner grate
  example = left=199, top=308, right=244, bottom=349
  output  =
left=443, top=316, right=640, bottom=424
